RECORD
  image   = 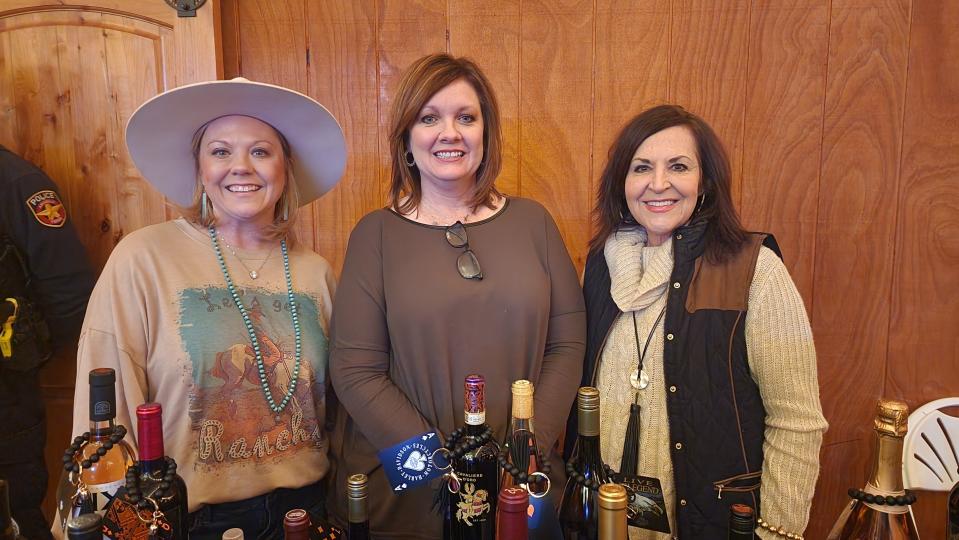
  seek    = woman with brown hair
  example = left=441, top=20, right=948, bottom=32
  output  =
left=328, top=54, right=586, bottom=538
left=569, top=105, right=827, bottom=539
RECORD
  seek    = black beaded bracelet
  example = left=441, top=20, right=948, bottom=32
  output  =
left=564, top=457, right=614, bottom=491
left=443, top=426, right=494, bottom=461
left=496, top=446, right=551, bottom=484
left=847, top=488, right=916, bottom=506
left=61, top=425, right=128, bottom=474
left=125, top=457, right=179, bottom=510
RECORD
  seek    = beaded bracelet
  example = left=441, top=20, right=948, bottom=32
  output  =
left=755, top=517, right=803, bottom=540
left=61, top=426, right=128, bottom=474
left=563, top=457, right=614, bottom=491
left=847, top=488, right=916, bottom=506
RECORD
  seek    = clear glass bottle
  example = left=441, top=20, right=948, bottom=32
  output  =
left=827, top=399, right=920, bottom=539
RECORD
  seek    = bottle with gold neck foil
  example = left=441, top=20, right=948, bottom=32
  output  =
left=348, top=474, right=370, bottom=540
left=597, top=484, right=628, bottom=540
left=560, top=387, right=611, bottom=539
left=827, top=399, right=920, bottom=539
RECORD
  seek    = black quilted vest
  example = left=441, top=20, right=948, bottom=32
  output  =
left=566, top=221, right=782, bottom=538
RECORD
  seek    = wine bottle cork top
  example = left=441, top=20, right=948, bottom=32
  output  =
left=222, top=528, right=244, bottom=540
left=598, top=483, right=628, bottom=509
left=498, top=486, right=530, bottom=513
left=347, top=474, right=368, bottom=499
left=577, top=386, right=600, bottom=436
left=577, top=387, right=600, bottom=411
left=875, top=399, right=909, bottom=437
left=511, top=380, right=534, bottom=419
left=89, top=367, right=116, bottom=386
left=730, top=503, right=754, bottom=517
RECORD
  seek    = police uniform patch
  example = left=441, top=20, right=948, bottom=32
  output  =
left=26, top=190, right=67, bottom=227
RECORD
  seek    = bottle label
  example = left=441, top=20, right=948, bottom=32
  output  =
left=464, top=411, right=485, bottom=425
left=102, top=496, right=178, bottom=539
left=454, top=474, right=492, bottom=526
left=87, top=478, right=125, bottom=494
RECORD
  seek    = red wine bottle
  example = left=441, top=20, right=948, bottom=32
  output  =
left=560, top=387, right=610, bottom=540
left=284, top=509, right=314, bottom=540
left=348, top=474, right=370, bottom=540
left=445, top=374, right=499, bottom=540
left=107, top=403, right=188, bottom=539
left=0, top=480, right=25, bottom=540
left=727, top=504, right=756, bottom=539
left=495, top=487, right=529, bottom=540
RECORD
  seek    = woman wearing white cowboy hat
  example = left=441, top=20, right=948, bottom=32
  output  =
left=66, top=78, right=346, bottom=539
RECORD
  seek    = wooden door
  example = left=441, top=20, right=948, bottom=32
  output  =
left=0, top=0, right=222, bottom=519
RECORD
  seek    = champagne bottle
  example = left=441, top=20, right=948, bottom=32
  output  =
left=445, top=374, right=499, bottom=540
left=827, top=399, right=920, bottom=539
left=348, top=474, right=370, bottom=540
left=499, top=380, right=557, bottom=537
left=495, top=487, right=529, bottom=540
left=727, top=504, right=756, bottom=539
left=948, top=478, right=959, bottom=540
left=66, top=513, right=103, bottom=540
left=56, top=368, right=136, bottom=533
left=107, top=403, right=189, bottom=539
left=560, top=387, right=610, bottom=539
left=597, top=483, right=627, bottom=540
left=0, top=480, right=25, bottom=540
left=284, top=509, right=313, bottom=540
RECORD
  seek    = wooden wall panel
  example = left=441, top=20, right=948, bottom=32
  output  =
left=669, top=0, right=750, bottom=204
left=448, top=0, right=521, bottom=197
left=0, top=32, right=17, bottom=151
left=591, top=0, right=670, bottom=226
left=809, top=0, right=912, bottom=534
left=305, top=0, right=379, bottom=273
left=519, top=0, right=593, bottom=269
left=887, top=3, right=959, bottom=536
left=738, top=1, right=829, bottom=302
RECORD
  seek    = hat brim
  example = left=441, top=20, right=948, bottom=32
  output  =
left=125, top=78, right=347, bottom=207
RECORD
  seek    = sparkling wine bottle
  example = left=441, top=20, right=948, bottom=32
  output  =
left=348, top=474, right=370, bottom=540
left=56, top=368, right=136, bottom=534
left=106, top=403, right=188, bottom=539
left=499, top=380, right=558, bottom=537
left=0, top=480, right=25, bottom=540
left=445, top=374, right=499, bottom=540
left=495, top=487, right=529, bottom=540
left=727, top=504, right=756, bottom=539
left=827, top=399, right=920, bottom=539
left=66, top=513, right=103, bottom=540
left=597, top=483, right=628, bottom=540
left=560, top=387, right=610, bottom=540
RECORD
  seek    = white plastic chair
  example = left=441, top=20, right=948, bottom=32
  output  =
left=902, top=397, right=959, bottom=491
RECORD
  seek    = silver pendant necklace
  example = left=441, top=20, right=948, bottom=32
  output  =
left=629, top=305, right=667, bottom=390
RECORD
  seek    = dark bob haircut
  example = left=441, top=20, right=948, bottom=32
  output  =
left=590, top=104, right=747, bottom=263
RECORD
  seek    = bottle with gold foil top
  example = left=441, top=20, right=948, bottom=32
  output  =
left=498, top=380, right=558, bottom=537
left=348, top=474, right=370, bottom=540
left=827, top=399, right=920, bottom=539
left=598, top=484, right=628, bottom=540
left=560, top=387, right=611, bottom=539
left=445, top=374, right=499, bottom=540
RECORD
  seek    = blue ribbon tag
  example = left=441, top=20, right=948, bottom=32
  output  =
left=378, top=431, right=443, bottom=493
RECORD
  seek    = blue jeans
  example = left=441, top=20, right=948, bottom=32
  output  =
left=187, top=481, right=326, bottom=540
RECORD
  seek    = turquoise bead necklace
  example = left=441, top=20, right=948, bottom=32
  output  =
left=209, top=225, right=301, bottom=419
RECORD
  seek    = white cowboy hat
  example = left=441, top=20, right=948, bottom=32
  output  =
left=125, top=77, right=346, bottom=207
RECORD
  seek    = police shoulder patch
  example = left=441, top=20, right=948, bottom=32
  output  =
left=26, top=190, right=67, bottom=227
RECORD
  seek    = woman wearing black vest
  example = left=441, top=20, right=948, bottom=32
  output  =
left=567, top=105, right=827, bottom=539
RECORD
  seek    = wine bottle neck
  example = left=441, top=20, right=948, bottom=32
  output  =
left=465, top=422, right=489, bottom=436
left=576, top=435, right=603, bottom=465
left=507, top=417, right=534, bottom=435
left=88, top=419, right=116, bottom=438
left=139, top=457, right=167, bottom=476
left=869, top=432, right=905, bottom=493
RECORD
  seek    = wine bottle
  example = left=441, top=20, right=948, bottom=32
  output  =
left=560, top=387, right=610, bottom=539
left=0, top=479, right=25, bottom=540
left=827, top=399, right=920, bottom=539
left=56, top=368, right=136, bottom=534
left=948, top=478, right=958, bottom=540
left=445, top=374, right=499, bottom=540
left=222, top=528, right=245, bottom=540
left=727, top=504, right=756, bottom=539
left=499, top=380, right=558, bottom=537
left=348, top=474, right=370, bottom=540
left=105, top=403, right=188, bottom=539
left=284, top=509, right=314, bottom=540
left=495, top=487, right=529, bottom=540
left=597, top=483, right=627, bottom=540
left=66, top=513, right=103, bottom=540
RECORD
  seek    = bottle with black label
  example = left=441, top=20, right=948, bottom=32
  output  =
left=445, top=374, right=499, bottom=540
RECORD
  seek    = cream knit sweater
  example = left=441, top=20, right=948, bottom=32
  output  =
left=596, top=229, right=828, bottom=540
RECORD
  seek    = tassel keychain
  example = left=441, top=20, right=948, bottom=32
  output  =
left=613, top=394, right=671, bottom=533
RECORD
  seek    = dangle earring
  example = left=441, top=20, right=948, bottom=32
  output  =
left=695, top=191, right=706, bottom=214
left=404, top=150, right=416, bottom=168
left=201, top=190, right=209, bottom=221
left=282, top=199, right=289, bottom=222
